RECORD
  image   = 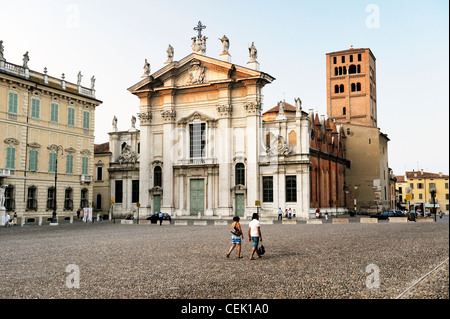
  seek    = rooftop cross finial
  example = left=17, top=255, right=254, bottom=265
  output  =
left=194, top=21, right=206, bottom=39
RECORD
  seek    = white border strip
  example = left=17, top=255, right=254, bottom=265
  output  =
left=395, top=257, right=449, bottom=299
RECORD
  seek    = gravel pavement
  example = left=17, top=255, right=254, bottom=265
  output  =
left=0, top=219, right=448, bottom=299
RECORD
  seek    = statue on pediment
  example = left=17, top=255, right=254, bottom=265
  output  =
left=166, top=44, right=174, bottom=64
left=143, top=59, right=151, bottom=77
left=249, top=42, right=257, bottom=62
left=219, top=35, right=229, bottom=55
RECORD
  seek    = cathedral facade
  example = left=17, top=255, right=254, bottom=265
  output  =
left=112, top=27, right=348, bottom=220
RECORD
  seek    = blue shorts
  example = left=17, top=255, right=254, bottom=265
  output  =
left=232, top=234, right=241, bottom=244
left=251, top=236, right=259, bottom=248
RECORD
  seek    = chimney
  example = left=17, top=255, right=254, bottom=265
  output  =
left=439, top=172, right=443, bottom=177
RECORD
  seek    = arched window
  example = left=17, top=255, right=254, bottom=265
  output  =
left=357, top=64, right=361, bottom=73
left=334, top=85, right=339, bottom=94
left=235, top=163, right=245, bottom=186
left=154, top=166, right=162, bottom=187
left=338, top=67, right=342, bottom=75
left=121, top=142, right=127, bottom=152
left=334, top=67, right=338, bottom=76
left=343, top=107, right=346, bottom=115
left=343, top=66, right=347, bottom=75
left=349, top=64, right=357, bottom=74
left=351, top=83, right=356, bottom=92
left=340, top=84, right=344, bottom=93
left=357, top=82, right=361, bottom=91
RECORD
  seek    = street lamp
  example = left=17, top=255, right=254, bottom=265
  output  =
left=52, top=145, right=64, bottom=224
left=430, top=189, right=437, bottom=222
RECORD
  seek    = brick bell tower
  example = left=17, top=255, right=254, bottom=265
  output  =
left=326, top=46, right=377, bottom=128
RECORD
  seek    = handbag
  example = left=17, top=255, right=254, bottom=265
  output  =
left=231, top=222, right=240, bottom=236
left=257, top=244, right=265, bottom=256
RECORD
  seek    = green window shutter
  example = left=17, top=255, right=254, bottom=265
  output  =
left=6, top=147, right=16, bottom=169
left=66, top=154, right=73, bottom=174
left=51, top=103, right=59, bottom=123
left=83, top=111, right=90, bottom=129
left=31, top=99, right=40, bottom=119
left=8, top=92, right=18, bottom=114
left=49, top=152, right=56, bottom=173
left=82, top=157, right=88, bottom=175
left=68, top=108, right=75, bottom=126
left=29, top=149, right=38, bottom=171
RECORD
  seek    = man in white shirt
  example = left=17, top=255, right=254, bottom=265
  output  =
left=248, top=213, right=262, bottom=260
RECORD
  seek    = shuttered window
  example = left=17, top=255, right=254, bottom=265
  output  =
left=6, top=147, right=15, bottom=169
left=8, top=92, right=18, bottom=114
left=29, top=149, right=38, bottom=171
left=50, top=103, right=59, bottom=123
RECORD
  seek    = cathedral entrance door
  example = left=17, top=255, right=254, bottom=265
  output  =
left=190, top=179, right=204, bottom=215
left=235, top=194, right=245, bottom=217
left=153, top=195, right=161, bottom=213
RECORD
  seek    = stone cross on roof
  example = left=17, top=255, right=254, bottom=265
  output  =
left=194, top=21, right=206, bottom=39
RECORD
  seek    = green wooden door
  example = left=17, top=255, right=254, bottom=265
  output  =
left=153, top=195, right=161, bottom=213
left=235, top=194, right=245, bottom=217
left=190, top=179, right=204, bottom=215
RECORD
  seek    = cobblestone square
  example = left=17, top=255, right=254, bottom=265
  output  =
left=0, top=219, right=448, bottom=299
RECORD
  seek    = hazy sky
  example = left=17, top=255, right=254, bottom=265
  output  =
left=1, top=0, right=448, bottom=175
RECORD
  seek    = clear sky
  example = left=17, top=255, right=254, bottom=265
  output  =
left=1, top=0, right=448, bottom=175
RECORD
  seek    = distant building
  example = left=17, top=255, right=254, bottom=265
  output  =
left=326, top=47, right=391, bottom=213
left=93, top=142, right=111, bottom=218
left=0, top=42, right=102, bottom=223
left=396, top=170, right=449, bottom=214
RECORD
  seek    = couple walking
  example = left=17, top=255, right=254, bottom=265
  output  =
left=226, top=213, right=262, bottom=260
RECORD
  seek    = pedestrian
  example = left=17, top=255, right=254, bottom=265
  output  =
left=248, top=213, right=262, bottom=260
left=5, top=212, right=11, bottom=227
left=438, top=210, right=443, bottom=218
left=13, top=212, right=17, bottom=225
left=158, top=211, right=163, bottom=225
left=288, top=208, right=292, bottom=220
left=226, top=216, right=244, bottom=259
left=77, top=209, right=81, bottom=220
left=285, top=209, right=288, bottom=219
left=293, top=209, right=296, bottom=219
left=278, top=207, right=283, bottom=220
left=315, top=208, right=320, bottom=219
left=325, top=212, right=328, bottom=221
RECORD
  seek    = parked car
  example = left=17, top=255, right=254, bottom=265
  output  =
left=147, top=212, right=172, bottom=224
left=370, top=211, right=396, bottom=220
left=394, top=210, right=405, bottom=216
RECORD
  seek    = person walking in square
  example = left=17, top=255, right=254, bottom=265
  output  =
left=248, top=213, right=262, bottom=260
left=278, top=207, right=283, bottom=220
left=227, top=216, right=244, bottom=259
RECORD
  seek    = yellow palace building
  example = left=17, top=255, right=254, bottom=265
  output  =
left=0, top=42, right=102, bottom=224
left=396, top=169, right=449, bottom=214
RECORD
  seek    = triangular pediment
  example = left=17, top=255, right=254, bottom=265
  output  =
left=128, top=53, right=275, bottom=94
left=178, top=110, right=217, bottom=125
